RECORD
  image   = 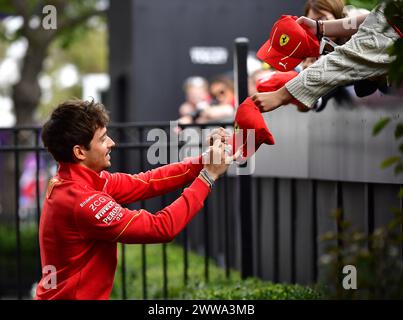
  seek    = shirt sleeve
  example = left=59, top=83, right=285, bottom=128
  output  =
left=101, top=156, right=203, bottom=205
left=285, top=6, right=399, bottom=108
left=74, top=177, right=210, bottom=243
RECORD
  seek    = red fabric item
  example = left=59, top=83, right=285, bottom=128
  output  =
left=256, top=71, right=306, bottom=109
left=257, top=15, right=320, bottom=71
left=35, top=158, right=207, bottom=300
left=230, top=97, right=275, bottom=159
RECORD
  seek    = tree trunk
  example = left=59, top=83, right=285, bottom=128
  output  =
left=12, top=37, right=49, bottom=127
left=2, top=34, right=52, bottom=226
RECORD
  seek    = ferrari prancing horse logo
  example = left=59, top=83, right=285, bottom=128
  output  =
left=279, top=34, right=290, bottom=46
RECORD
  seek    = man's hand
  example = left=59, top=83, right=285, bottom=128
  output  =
left=201, top=139, right=240, bottom=181
left=207, top=127, right=231, bottom=146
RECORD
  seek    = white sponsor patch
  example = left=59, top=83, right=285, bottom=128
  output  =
left=95, top=200, right=115, bottom=220
left=89, top=196, right=107, bottom=212
left=80, top=194, right=97, bottom=208
left=102, top=206, right=123, bottom=225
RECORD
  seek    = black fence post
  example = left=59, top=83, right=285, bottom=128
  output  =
left=13, top=130, right=22, bottom=299
left=234, top=37, right=253, bottom=279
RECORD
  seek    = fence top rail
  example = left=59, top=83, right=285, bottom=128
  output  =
left=0, top=121, right=234, bottom=132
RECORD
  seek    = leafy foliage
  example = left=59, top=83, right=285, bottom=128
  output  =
left=0, top=0, right=107, bottom=125
left=319, top=101, right=403, bottom=299
left=319, top=210, right=403, bottom=299
left=373, top=117, right=403, bottom=180
left=372, top=117, right=391, bottom=135
left=346, top=0, right=379, bottom=10
left=381, top=156, right=400, bottom=169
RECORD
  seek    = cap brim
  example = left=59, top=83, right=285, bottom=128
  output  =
left=257, top=40, right=301, bottom=72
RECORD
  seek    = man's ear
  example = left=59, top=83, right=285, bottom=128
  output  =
left=73, top=145, right=87, bottom=161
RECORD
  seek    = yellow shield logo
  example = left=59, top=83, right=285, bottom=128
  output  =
left=279, top=34, right=290, bottom=46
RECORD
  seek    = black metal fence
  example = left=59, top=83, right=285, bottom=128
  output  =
left=0, top=120, right=402, bottom=299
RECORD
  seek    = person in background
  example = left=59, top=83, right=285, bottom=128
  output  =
left=196, top=75, right=235, bottom=124
left=178, top=76, right=211, bottom=125
left=301, top=0, right=347, bottom=70
left=248, top=67, right=275, bottom=96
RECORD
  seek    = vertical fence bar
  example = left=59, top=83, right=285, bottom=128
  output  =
left=13, top=130, right=22, bottom=299
left=117, top=126, right=127, bottom=300
left=312, top=180, right=318, bottom=282
left=116, top=75, right=128, bottom=300
left=223, top=174, right=230, bottom=279
left=34, top=129, right=42, bottom=282
left=137, top=127, right=148, bottom=300
left=120, top=243, right=126, bottom=299
left=366, top=183, right=374, bottom=250
left=335, top=181, right=344, bottom=295
left=273, top=178, right=279, bottom=282
left=162, top=243, right=168, bottom=298
left=141, top=244, right=147, bottom=299
left=365, top=182, right=375, bottom=297
left=34, top=129, right=41, bottom=227
left=200, top=123, right=210, bottom=283
left=138, top=127, right=147, bottom=300
left=203, top=203, right=210, bottom=283
left=161, top=195, right=168, bottom=299
left=290, top=179, right=296, bottom=284
left=256, top=178, right=262, bottom=278
left=161, top=126, right=171, bottom=297
left=400, top=184, right=402, bottom=262
left=183, top=227, right=189, bottom=286
left=234, top=37, right=253, bottom=279
left=336, top=181, right=344, bottom=258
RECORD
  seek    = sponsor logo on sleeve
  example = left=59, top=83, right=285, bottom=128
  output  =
left=80, top=194, right=98, bottom=208
left=95, top=200, right=115, bottom=220
left=87, top=196, right=108, bottom=212
left=102, top=206, right=123, bottom=225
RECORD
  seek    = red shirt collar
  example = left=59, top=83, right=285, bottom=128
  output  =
left=57, top=162, right=107, bottom=191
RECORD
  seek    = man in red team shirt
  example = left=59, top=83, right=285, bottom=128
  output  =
left=35, top=99, right=234, bottom=300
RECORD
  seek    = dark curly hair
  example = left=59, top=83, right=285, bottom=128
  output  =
left=41, top=99, right=110, bottom=163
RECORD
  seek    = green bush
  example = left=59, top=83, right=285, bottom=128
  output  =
left=319, top=210, right=403, bottom=299
left=0, top=223, right=41, bottom=297
left=180, top=278, right=321, bottom=300
left=111, top=243, right=321, bottom=300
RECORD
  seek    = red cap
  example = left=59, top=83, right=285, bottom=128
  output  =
left=257, top=15, right=320, bottom=71
left=256, top=70, right=306, bottom=109
left=230, top=97, right=275, bottom=159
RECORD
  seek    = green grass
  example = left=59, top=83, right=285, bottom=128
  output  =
left=111, top=243, right=321, bottom=300
left=111, top=242, right=240, bottom=299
